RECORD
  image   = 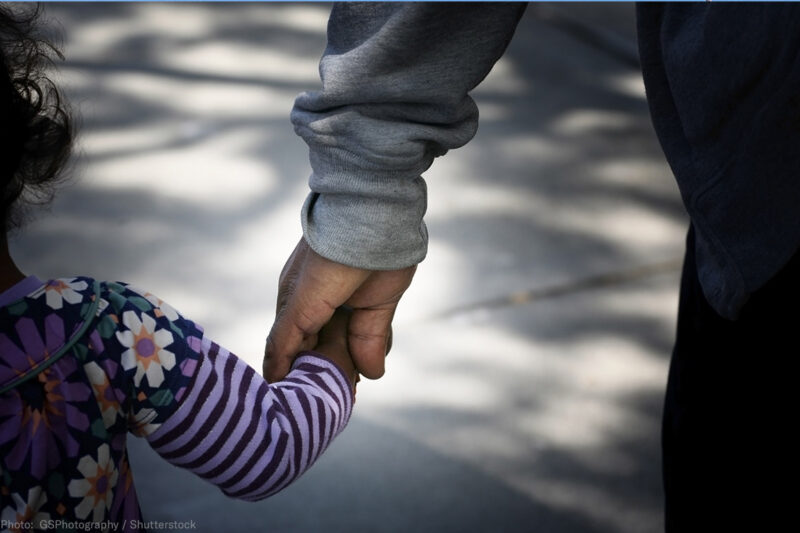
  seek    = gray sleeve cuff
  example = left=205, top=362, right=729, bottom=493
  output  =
left=300, top=163, right=428, bottom=271
left=292, top=3, right=526, bottom=271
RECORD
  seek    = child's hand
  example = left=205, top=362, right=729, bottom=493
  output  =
left=312, top=307, right=359, bottom=394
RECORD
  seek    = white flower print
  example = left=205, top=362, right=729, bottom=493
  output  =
left=33, top=278, right=88, bottom=310
left=116, top=310, right=175, bottom=387
left=126, top=285, right=181, bottom=322
left=145, top=294, right=180, bottom=322
left=67, top=444, right=118, bottom=522
left=83, top=361, right=119, bottom=429
left=1, top=487, right=50, bottom=531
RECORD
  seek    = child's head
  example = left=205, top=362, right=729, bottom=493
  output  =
left=0, top=4, right=72, bottom=236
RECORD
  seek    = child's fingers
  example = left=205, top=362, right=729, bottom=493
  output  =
left=317, top=306, right=352, bottom=347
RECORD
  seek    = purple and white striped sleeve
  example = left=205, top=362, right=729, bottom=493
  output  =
left=144, top=337, right=354, bottom=500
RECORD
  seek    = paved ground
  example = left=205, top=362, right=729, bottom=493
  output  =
left=11, top=4, right=687, bottom=532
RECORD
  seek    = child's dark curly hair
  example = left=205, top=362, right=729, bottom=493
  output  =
left=0, top=4, right=73, bottom=233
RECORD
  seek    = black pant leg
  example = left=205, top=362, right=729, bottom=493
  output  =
left=663, top=226, right=799, bottom=532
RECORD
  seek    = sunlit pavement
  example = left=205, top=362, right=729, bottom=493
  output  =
left=12, top=4, right=686, bottom=532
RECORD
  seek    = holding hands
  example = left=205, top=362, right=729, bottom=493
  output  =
left=264, top=238, right=416, bottom=383
left=310, top=307, right=359, bottom=393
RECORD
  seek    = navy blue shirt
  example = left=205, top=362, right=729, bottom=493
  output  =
left=637, top=3, right=800, bottom=318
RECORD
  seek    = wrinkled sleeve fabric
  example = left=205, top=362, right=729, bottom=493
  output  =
left=292, top=2, right=526, bottom=270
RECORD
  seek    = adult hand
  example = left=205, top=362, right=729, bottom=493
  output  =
left=264, top=238, right=416, bottom=383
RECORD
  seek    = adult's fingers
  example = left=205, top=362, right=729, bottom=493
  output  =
left=348, top=306, right=396, bottom=379
left=264, top=239, right=369, bottom=382
left=346, top=266, right=416, bottom=379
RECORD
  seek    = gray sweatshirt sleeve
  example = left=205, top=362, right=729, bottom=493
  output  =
left=292, top=2, right=526, bottom=270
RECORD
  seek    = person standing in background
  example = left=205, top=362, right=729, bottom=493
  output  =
left=265, top=3, right=800, bottom=531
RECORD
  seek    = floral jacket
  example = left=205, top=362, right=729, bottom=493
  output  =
left=0, top=277, right=353, bottom=532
